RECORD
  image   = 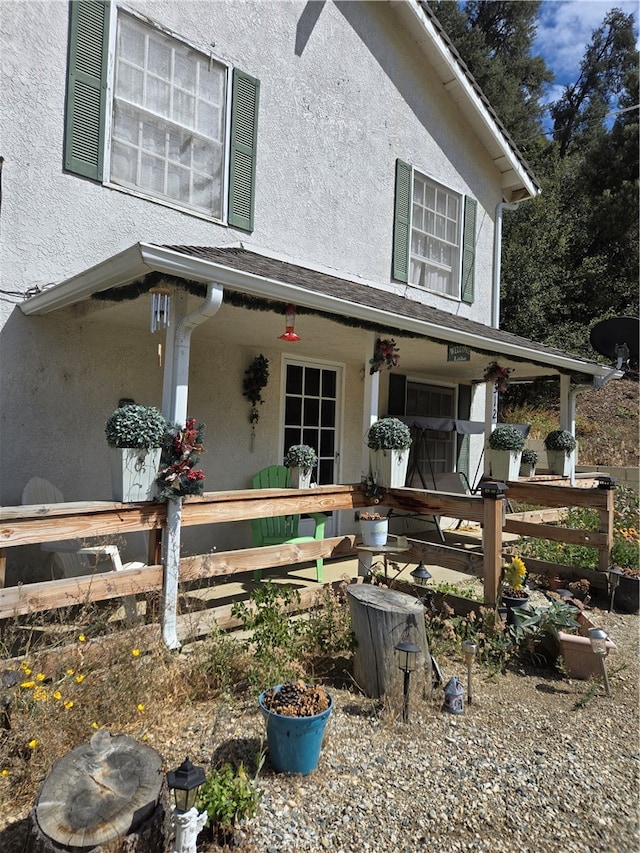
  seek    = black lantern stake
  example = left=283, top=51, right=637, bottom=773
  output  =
left=394, top=640, right=420, bottom=723
left=167, top=758, right=207, bottom=853
left=606, top=567, right=622, bottom=612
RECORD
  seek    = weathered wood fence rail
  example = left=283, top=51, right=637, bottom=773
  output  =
left=0, top=480, right=615, bottom=621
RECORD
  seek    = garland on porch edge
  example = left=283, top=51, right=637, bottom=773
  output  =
left=91, top=272, right=578, bottom=378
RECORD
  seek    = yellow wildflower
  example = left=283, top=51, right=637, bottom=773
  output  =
left=66, top=669, right=74, bottom=676
left=33, top=688, right=48, bottom=701
left=28, top=739, right=38, bottom=749
left=132, top=648, right=140, bottom=657
left=20, top=661, right=30, bottom=671
left=78, top=634, right=86, bottom=643
left=53, top=691, right=62, bottom=701
left=75, top=674, right=85, bottom=684
left=504, top=556, right=527, bottom=591
left=1, top=769, right=9, bottom=777
left=20, top=681, right=35, bottom=689
left=137, top=704, right=145, bottom=712
left=36, top=673, right=46, bottom=682
left=91, top=722, right=100, bottom=730
left=64, top=700, right=74, bottom=710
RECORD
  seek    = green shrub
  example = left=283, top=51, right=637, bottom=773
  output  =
left=367, top=417, right=412, bottom=450
left=196, top=760, right=263, bottom=838
left=544, top=429, right=577, bottom=453
left=488, top=425, right=525, bottom=451
left=105, top=405, right=167, bottom=449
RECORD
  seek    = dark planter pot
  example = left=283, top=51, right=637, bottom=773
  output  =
left=502, top=593, right=530, bottom=626
left=613, top=574, right=640, bottom=614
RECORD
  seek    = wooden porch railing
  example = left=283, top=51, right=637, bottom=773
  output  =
left=0, top=479, right=615, bottom=621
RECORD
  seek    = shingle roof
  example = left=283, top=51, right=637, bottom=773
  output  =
left=162, top=245, right=593, bottom=368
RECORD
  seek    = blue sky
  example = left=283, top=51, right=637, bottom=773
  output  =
left=533, top=0, right=639, bottom=105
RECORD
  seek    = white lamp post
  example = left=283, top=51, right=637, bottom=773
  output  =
left=167, top=757, right=207, bottom=853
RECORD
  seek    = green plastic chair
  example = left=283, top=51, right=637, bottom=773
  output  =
left=250, top=465, right=327, bottom=582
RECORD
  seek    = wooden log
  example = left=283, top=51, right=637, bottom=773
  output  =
left=346, top=584, right=432, bottom=705
left=25, top=730, right=171, bottom=853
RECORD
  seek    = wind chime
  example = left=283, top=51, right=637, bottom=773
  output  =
left=149, top=284, right=173, bottom=368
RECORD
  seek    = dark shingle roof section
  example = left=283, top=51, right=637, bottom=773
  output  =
left=162, top=245, right=591, bottom=366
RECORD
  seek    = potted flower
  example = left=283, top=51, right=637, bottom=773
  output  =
left=105, top=404, right=167, bottom=501
left=501, top=555, right=529, bottom=625
left=284, top=444, right=318, bottom=489
left=359, top=511, right=389, bottom=546
left=544, top=429, right=577, bottom=476
left=367, top=417, right=412, bottom=488
left=519, top=448, right=539, bottom=478
left=487, top=425, right=525, bottom=481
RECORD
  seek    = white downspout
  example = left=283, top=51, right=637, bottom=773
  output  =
left=492, top=202, right=519, bottom=329
left=161, top=282, right=224, bottom=650
left=362, top=333, right=380, bottom=480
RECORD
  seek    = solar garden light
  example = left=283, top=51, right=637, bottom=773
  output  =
left=395, top=640, right=420, bottom=723
left=462, top=640, right=477, bottom=704
left=587, top=628, right=612, bottom=697
left=606, top=567, right=622, bottom=612
left=411, top=561, right=435, bottom=611
left=167, top=757, right=207, bottom=853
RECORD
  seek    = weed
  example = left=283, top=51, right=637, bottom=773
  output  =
left=196, top=751, right=264, bottom=844
left=573, top=681, right=600, bottom=709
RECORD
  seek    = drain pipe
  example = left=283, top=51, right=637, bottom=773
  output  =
left=162, top=282, right=224, bottom=650
left=492, top=202, right=519, bottom=328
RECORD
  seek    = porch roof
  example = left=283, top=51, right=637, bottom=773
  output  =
left=20, top=242, right=614, bottom=382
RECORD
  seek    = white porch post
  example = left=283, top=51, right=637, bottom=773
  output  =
left=483, top=381, right=498, bottom=477
left=361, top=334, right=380, bottom=480
left=160, top=283, right=224, bottom=650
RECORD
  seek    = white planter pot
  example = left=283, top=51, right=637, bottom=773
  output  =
left=489, top=449, right=522, bottom=481
left=359, top=517, right=389, bottom=546
left=369, top=448, right=409, bottom=489
left=289, top=467, right=312, bottom=489
left=519, top=463, right=536, bottom=478
left=110, top=447, right=161, bottom=502
left=547, top=450, right=572, bottom=476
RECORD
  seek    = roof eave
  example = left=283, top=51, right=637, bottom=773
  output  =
left=390, top=0, right=540, bottom=201
left=19, top=243, right=613, bottom=380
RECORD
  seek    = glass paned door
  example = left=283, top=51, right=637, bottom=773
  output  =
left=283, top=361, right=341, bottom=487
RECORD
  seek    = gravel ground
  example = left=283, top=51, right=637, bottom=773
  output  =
left=1, top=607, right=637, bottom=852
left=194, top=607, right=639, bottom=853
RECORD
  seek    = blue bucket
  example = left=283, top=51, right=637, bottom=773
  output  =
left=258, top=687, right=333, bottom=775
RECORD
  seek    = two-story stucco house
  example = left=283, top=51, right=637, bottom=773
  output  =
left=1, top=0, right=614, bottom=581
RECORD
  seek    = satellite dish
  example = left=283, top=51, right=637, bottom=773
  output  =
left=590, top=317, right=639, bottom=369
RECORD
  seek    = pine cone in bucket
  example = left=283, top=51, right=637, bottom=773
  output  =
left=262, top=681, right=330, bottom=717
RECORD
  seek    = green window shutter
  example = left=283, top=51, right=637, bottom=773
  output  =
left=64, top=0, right=110, bottom=180
left=228, top=69, right=260, bottom=231
left=461, top=196, right=477, bottom=304
left=388, top=373, right=407, bottom=416
left=392, top=159, right=411, bottom=283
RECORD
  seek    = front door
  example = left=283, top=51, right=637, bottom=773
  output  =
left=282, top=359, right=342, bottom=534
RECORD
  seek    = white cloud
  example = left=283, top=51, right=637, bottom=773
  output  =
left=534, top=0, right=638, bottom=90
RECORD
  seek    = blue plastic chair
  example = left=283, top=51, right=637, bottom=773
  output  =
left=250, top=466, right=327, bottom=582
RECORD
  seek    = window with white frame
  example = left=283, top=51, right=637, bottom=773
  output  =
left=64, top=2, right=259, bottom=230
left=392, top=160, right=476, bottom=303
left=409, top=172, right=461, bottom=297
left=111, top=13, right=226, bottom=217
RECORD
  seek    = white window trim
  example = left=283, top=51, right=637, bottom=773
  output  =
left=102, top=2, right=232, bottom=224
left=409, top=167, right=465, bottom=301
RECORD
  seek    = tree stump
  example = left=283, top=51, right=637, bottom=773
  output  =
left=24, top=730, right=172, bottom=853
left=347, top=584, right=432, bottom=704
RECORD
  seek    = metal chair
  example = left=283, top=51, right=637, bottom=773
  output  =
left=250, top=466, right=327, bottom=582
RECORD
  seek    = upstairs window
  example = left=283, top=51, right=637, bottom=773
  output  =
left=64, top=1, right=259, bottom=229
left=393, top=159, right=477, bottom=303
left=112, top=14, right=226, bottom=218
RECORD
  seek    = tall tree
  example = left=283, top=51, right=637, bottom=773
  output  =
left=551, top=9, right=638, bottom=157
left=428, top=1, right=552, bottom=145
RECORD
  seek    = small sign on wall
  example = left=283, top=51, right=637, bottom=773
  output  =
left=447, top=345, right=470, bottom=362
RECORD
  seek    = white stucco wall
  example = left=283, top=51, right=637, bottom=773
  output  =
left=1, top=0, right=509, bottom=578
